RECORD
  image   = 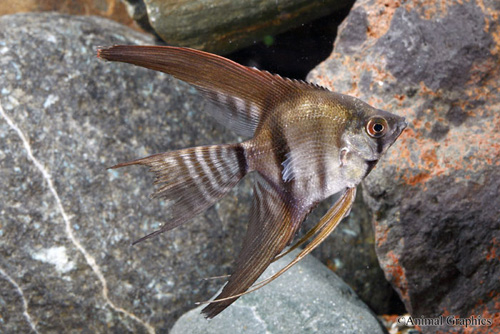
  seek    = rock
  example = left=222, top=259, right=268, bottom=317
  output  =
left=0, top=0, right=140, bottom=31
left=121, top=0, right=156, bottom=34
left=123, top=0, right=354, bottom=54
left=0, top=13, right=251, bottom=333
left=304, top=191, right=405, bottom=315
left=170, top=250, right=386, bottom=334
left=308, top=0, right=500, bottom=331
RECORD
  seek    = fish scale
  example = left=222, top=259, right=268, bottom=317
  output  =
left=98, top=45, right=407, bottom=318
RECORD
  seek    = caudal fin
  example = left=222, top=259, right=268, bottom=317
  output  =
left=111, top=144, right=247, bottom=244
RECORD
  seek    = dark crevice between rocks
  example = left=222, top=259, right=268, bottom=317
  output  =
left=226, top=6, right=353, bottom=80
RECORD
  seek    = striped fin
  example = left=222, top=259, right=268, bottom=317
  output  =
left=197, top=187, right=356, bottom=308
left=202, top=91, right=262, bottom=137
left=110, top=144, right=247, bottom=244
left=97, top=45, right=325, bottom=136
left=202, top=173, right=306, bottom=318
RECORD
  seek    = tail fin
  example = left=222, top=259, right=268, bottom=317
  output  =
left=111, top=144, right=247, bottom=244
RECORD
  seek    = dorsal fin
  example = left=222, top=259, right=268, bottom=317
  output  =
left=97, top=45, right=327, bottom=137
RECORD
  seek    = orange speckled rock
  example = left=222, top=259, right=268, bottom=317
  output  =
left=309, top=0, right=499, bottom=331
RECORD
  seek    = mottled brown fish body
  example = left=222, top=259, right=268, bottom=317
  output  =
left=247, top=91, right=354, bottom=209
left=97, top=45, right=406, bottom=318
left=246, top=89, right=402, bottom=211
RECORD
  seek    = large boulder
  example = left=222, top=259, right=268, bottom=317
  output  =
left=170, top=250, right=386, bottom=334
left=309, top=0, right=500, bottom=332
left=0, top=13, right=248, bottom=333
left=122, top=0, right=354, bottom=54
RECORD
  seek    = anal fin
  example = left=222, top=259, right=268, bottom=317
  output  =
left=198, top=187, right=356, bottom=311
left=201, top=173, right=305, bottom=318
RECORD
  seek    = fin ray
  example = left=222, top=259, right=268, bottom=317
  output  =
left=98, top=45, right=326, bottom=136
left=112, top=144, right=247, bottom=243
left=201, top=173, right=306, bottom=318
left=253, top=187, right=356, bottom=289
left=198, top=187, right=356, bottom=305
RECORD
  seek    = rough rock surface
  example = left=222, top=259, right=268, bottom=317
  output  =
left=0, top=13, right=250, bottom=333
left=123, top=0, right=353, bottom=54
left=305, top=191, right=404, bottom=315
left=170, top=250, right=386, bottom=334
left=309, top=0, right=500, bottom=332
left=0, top=0, right=139, bottom=31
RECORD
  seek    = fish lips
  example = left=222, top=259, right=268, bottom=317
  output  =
left=375, top=116, right=407, bottom=157
left=395, top=117, right=408, bottom=138
left=386, top=117, right=408, bottom=150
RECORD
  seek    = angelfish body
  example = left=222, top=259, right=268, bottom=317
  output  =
left=246, top=90, right=391, bottom=208
left=97, top=46, right=406, bottom=318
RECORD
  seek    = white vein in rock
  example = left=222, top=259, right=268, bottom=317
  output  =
left=0, top=103, right=155, bottom=334
left=0, top=266, right=39, bottom=334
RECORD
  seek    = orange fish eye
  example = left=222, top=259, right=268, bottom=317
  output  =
left=366, top=117, right=388, bottom=138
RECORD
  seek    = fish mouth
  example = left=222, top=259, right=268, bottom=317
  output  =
left=391, top=117, right=408, bottom=141
left=379, top=117, right=407, bottom=155
left=398, top=118, right=408, bottom=133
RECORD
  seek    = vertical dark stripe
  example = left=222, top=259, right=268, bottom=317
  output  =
left=376, top=138, right=384, bottom=154
left=204, top=147, right=220, bottom=181
left=243, top=98, right=251, bottom=121
left=234, top=144, right=248, bottom=176
left=201, top=147, right=220, bottom=190
left=216, top=146, right=232, bottom=182
left=175, top=153, right=185, bottom=180
left=227, top=95, right=238, bottom=119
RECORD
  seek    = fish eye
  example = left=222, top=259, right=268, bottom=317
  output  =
left=366, top=117, right=388, bottom=138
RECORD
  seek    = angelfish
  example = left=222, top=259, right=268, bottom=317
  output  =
left=97, top=46, right=407, bottom=318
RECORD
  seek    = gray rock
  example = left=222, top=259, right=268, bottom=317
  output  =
left=0, top=13, right=251, bottom=333
left=170, top=250, right=386, bottom=334
left=304, top=191, right=403, bottom=315
left=123, top=0, right=354, bottom=54
left=308, top=0, right=500, bottom=331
